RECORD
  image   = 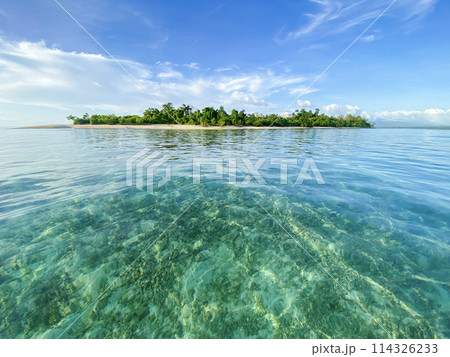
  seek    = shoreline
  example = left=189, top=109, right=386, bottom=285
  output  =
left=20, top=124, right=364, bottom=130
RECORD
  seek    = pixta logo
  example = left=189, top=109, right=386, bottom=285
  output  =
left=126, top=148, right=325, bottom=194
left=126, top=148, right=172, bottom=194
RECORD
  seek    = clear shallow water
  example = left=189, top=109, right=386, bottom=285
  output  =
left=0, top=127, right=449, bottom=338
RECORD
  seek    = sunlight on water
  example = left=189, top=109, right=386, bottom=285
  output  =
left=0, top=128, right=449, bottom=338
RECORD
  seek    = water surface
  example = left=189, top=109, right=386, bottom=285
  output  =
left=0, top=128, right=449, bottom=338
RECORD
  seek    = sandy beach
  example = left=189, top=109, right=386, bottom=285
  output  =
left=21, top=124, right=360, bottom=130
left=72, top=124, right=309, bottom=130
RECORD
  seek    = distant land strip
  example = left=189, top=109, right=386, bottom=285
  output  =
left=64, top=103, right=373, bottom=128
left=20, top=124, right=366, bottom=130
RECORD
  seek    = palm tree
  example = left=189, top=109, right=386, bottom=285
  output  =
left=180, top=104, right=192, bottom=116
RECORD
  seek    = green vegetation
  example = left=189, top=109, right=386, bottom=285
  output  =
left=67, top=103, right=373, bottom=128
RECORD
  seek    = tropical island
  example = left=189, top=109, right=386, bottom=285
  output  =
left=66, top=103, right=373, bottom=128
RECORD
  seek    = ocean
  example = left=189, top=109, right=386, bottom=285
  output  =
left=0, top=127, right=449, bottom=338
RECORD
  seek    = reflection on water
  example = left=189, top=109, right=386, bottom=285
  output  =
left=0, top=128, right=449, bottom=338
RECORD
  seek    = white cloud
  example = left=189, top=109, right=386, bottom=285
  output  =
left=284, top=0, right=343, bottom=40
left=361, top=34, right=375, bottom=42
left=289, top=87, right=317, bottom=95
left=0, top=37, right=155, bottom=125
left=229, top=92, right=267, bottom=106
left=157, top=69, right=183, bottom=79
left=320, top=104, right=450, bottom=125
left=150, top=71, right=306, bottom=110
left=361, top=111, right=372, bottom=119
left=0, top=97, right=70, bottom=111
left=404, top=0, right=438, bottom=20
left=277, top=0, right=437, bottom=43
left=2, top=37, right=447, bottom=128
left=322, top=103, right=341, bottom=116
left=297, top=99, right=313, bottom=108
left=216, top=65, right=240, bottom=72
left=373, top=108, right=450, bottom=125
left=0, top=37, right=309, bottom=125
left=322, top=103, right=362, bottom=116
left=344, top=104, right=361, bottom=115
left=184, top=62, right=199, bottom=70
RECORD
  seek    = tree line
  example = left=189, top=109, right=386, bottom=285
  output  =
left=67, top=103, right=373, bottom=128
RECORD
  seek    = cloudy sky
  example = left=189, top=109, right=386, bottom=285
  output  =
left=0, top=0, right=449, bottom=126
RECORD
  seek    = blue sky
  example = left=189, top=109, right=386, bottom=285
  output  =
left=0, top=0, right=449, bottom=126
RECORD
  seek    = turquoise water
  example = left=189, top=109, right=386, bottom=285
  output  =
left=0, top=127, right=449, bottom=338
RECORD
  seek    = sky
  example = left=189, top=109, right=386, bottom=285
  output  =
left=0, top=0, right=449, bottom=126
